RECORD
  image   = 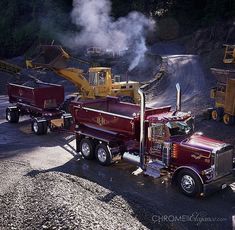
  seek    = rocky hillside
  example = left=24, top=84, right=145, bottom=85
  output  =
left=185, top=20, right=235, bottom=69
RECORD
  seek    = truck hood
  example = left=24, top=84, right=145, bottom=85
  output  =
left=180, top=133, right=227, bottom=152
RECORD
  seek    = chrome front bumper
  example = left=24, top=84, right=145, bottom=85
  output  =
left=203, top=169, right=235, bottom=195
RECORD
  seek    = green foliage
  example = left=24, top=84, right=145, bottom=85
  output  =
left=0, top=0, right=72, bottom=58
left=171, top=0, right=235, bottom=29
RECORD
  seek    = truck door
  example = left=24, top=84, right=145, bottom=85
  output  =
left=148, top=123, right=167, bottom=159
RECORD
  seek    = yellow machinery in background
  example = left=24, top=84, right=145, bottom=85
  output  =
left=223, top=44, right=235, bottom=64
left=210, top=44, right=235, bottom=125
left=26, top=45, right=140, bottom=104
left=0, top=60, right=22, bottom=75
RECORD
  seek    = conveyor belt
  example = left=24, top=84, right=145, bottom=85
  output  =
left=0, top=60, right=22, bottom=75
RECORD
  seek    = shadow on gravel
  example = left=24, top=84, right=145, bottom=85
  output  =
left=0, top=119, right=76, bottom=158
left=25, top=157, right=173, bottom=229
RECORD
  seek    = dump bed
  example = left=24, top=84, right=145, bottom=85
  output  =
left=71, top=97, right=171, bottom=137
left=7, top=81, right=64, bottom=109
left=225, top=78, right=235, bottom=115
left=211, top=68, right=235, bottom=84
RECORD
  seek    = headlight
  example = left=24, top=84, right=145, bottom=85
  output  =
left=202, top=167, right=214, bottom=180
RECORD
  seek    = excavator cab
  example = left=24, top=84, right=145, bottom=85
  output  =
left=89, top=71, right=106, bottom=86
left=223, top=44, right=235, bottom=64
left=88, top=67, right=113, bottom=96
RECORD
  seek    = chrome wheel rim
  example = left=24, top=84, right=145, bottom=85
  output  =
left=97, top=148, right=107, bottom=163
left=33, top=122, right=39, bottom=133
left=81, top=142, right=90, bottom=157
left=7, top=111, right=11, bottom=121
left=181, top=175, right=195, bottom=193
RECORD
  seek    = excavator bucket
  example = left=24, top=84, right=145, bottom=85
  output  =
left=27, top=45, right=70, bottom=69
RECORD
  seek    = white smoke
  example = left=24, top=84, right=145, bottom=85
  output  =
left=62, top=0, right=154, bottom=71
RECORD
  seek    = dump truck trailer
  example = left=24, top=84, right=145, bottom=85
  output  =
left=70, top=85, right=235, bottom=197
left=6, top=81, right=72, bottom=135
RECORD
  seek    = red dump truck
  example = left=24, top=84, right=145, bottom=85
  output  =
left=70, top=85, right=235, bottom=197
left=6, top=80, right=72, bottom=135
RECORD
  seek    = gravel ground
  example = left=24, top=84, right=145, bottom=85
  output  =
left=0, top=160, right=170, bottom=230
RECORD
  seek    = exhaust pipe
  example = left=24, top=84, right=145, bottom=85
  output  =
left=138, top=86, right=147, bottom=170
left=126, top=71, right=129, bottom=84
left=176, top=83, right=181, bottom=112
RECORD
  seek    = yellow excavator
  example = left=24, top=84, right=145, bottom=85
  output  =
left=26, top=45, right=141, bottom=104
left=210, top=44, right=235, bottom=125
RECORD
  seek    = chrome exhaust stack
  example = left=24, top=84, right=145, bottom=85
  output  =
left=176, top=83, right=181, bottom=112
left=138, top=85, right=147, bottom=170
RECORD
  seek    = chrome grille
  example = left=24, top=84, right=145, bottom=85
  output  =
left=215, top=147, right=233, bottom=178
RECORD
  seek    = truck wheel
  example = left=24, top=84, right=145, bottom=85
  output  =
left=80, top=138, right=95, bottom=160
left=119, top=96, right=134, bottom=104
left=223, top=114, right=235, bottom=125
left=177, top=169, right=202, bottom=197
left=95, top=143, right=112, bottom=166
left=32, top=119, right=47, bottom=135
left=211, top=108, right=223, bottom=121
left=62, top=96, right=80, bottom=113
left=6, top=108, right=19, bottom=123
left=63, top=115, right=73, bottom=130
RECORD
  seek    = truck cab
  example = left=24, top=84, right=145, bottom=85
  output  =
left=145, top=111, right=234, bottom=196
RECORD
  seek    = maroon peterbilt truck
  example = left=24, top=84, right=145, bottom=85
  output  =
left=6, top=81, right=72, bottom=135
left=70, top=84, right=235, bottom=197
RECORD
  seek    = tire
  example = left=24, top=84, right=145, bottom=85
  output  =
left=205, top=108, right=213, bottom=120
left=63, top=116, right=72, bottom=130
left=177, top=169, right=202, bottom=197
left=119, top=96, right=134, bottom=104
left=95, top=143, right=112, bottom=166
left=80, top=138, right=95, bottom=160
left=211, top=107, right=223, bottom=121
left=32, top=119, right=47, bottom=135
left=223, top=113, right=235, bottom=125
left=61, top=96, right=80, bottom=113
left=6, top=108, right=19, bottom=123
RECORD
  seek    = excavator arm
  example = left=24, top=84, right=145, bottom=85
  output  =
left=55, top=68, right=94, bottom=97
left=26, top=45, right=95, bottom=98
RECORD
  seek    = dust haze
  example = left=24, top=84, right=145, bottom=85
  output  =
left=61, top=0, right=154, bottom=70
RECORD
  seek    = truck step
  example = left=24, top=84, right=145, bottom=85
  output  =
left=144, top=161, right=165, bottom=178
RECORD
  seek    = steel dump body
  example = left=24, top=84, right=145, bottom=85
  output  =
left=7, top=82, right=64, bottom=110
left=71, top=97, right=171, bottom=138
left=72, top=96, right=235, bottom=197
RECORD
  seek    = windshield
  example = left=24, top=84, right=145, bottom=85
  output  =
left=166, top=118, right=194, bottom=136
left=89, top=71, right=106, bottom=86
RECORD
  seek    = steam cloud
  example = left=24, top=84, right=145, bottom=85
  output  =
left=62, top=0, right=154, bottom=71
